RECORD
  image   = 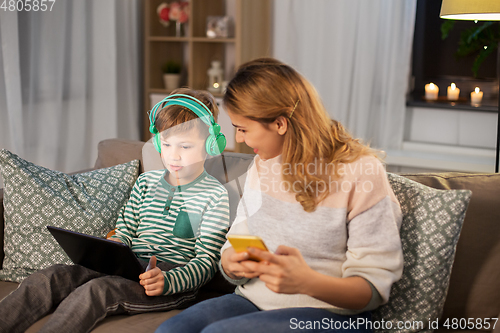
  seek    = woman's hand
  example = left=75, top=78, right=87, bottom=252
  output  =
left=221, top=247, right=262, bottom=280
left=139, top=256, right=164, bottom=296
left=240, top=245, right=314, bottom=294
left=242, top=246, right=373, bottom=309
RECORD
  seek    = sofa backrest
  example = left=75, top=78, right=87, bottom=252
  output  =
left=94, top=138, right=147, bottom=172
left=93, top=139, right=254, bottom=184
left=1, top=140, right=499, bottom=325
left=94, top=139, right=254, bottom=223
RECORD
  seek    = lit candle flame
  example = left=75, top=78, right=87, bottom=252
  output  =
left=429, top=83, right=435, bottom=89
left=475, top=87, right=480, bottom=93
left=213, top=82, right=220, bottom=89
left=451, top=83, right=456, bottom=90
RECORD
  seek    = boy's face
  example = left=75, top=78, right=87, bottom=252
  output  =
left=160, top=127, right=207, bottom=186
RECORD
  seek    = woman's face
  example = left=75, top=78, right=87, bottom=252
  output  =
left=227, top=110, right=286, bottom=160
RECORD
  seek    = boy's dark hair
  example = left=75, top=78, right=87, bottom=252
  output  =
left=155, top=88, right=219, bottom=139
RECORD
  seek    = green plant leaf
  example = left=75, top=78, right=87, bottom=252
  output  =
left=472, top=41, right=497, bottom=77
left=161, top=60, right=182, bottom=74
left=457, top=29, right=483, bottom=56
left=467, top=22, right=494, bottom=44
left=441, top=20, right=455, bottom=40
left=444, top=21, right=499, bottom=76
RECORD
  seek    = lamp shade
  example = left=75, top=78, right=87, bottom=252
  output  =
left=440, top=0, right=500, bottom=21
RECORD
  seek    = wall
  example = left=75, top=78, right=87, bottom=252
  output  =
left=386, top=106, right=496, bottom=173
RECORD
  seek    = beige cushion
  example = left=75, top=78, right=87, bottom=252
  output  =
left=0, top=280, right=18, bottom=300
left=25, top=310, right=183, bottom=333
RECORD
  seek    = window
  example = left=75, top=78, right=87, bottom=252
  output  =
left=410, top=0, right=498, bottom=108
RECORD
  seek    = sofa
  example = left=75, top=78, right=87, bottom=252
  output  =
left=0, top=138, right=499, bottom=333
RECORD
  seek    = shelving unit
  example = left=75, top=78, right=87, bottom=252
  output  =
left=143, top=0, right=272, bottom=153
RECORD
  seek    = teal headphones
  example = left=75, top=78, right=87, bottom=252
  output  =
left=148, top=93, right=226, bottom=156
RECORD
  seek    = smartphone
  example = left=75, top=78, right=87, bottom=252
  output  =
left=227, top=235, right=269, bottom=261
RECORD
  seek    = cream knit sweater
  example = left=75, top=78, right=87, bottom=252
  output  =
left=221, top=154, right=403, bottom=313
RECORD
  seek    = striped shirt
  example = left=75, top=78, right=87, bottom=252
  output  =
left=112, top=169, right=230, bottom=295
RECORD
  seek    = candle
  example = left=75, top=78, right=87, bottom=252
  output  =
left=425, top=83, right=439, bottom=100
left=470, top=87, right=483, bottom=105
left=447, top=83, right=460, bottom=100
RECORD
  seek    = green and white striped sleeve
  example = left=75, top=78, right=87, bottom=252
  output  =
left=161, top=189, right=230, bottom=295
left=111, top=175, right=145, bottom=247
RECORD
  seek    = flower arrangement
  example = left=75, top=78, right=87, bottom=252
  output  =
left=157, top=1, right=189, bottom=27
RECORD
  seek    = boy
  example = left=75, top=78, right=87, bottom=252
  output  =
left=0, top=89, right=230, bottom=333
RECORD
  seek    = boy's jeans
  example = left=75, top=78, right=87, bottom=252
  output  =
left=0, top=261, right=198, bottom=333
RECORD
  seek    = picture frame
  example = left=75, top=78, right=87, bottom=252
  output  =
left=206, top=16, right=234, bottom=38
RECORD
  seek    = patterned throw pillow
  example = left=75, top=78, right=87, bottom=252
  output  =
left=372, top=173, right=472, bottom=333
left=0, top=149, right=140, bottom=282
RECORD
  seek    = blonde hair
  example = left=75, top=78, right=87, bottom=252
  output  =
left=223, top=58, right=375, bottom=212
left=155, top=88, right=219, bottom=139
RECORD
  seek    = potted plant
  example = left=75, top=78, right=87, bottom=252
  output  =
left=441, top=21, right=500, bottom=77
left=162, top=60, right=182, bottom=91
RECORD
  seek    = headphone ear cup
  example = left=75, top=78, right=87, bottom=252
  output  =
left=215, top=134, right=227, bottom=155
left=209, top=123, right=221, bottom=136
left=205, top=135, right=216, bottom=156
left=153, top=134, right=161, bottom=153
left=206, top=133, right=227, bottom=156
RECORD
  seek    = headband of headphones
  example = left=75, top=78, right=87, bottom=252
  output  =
left=148, top=93, right=226, bottom=156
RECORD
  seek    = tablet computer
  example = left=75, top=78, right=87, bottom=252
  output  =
left=47, top=226, right=145, bottom=282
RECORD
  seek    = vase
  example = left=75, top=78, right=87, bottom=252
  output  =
left=163, top=74, right=181, bottom=91
left=176, top=21, right=182, bottom=37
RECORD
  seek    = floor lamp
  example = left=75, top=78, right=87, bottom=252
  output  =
left=440, top=0, right=500, bottom=172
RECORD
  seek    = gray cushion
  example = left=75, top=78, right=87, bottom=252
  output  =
left=0, top=149, right=140, bottom=282
left=403, top=172, right=500, bottom=323
left=373, top=173, right=472, bottom=332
